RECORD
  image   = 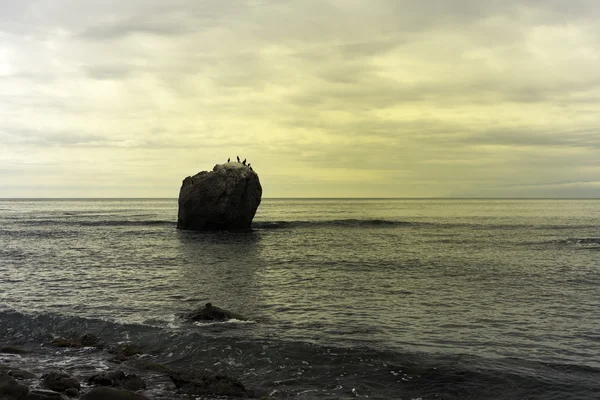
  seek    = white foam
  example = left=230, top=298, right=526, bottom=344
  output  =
left=193, top=318, right=257, bottom=327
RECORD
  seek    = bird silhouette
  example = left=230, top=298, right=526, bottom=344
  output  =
left=227, top=157, right=230, bottom=162
left=236, top=156, right=240, bottom=162
left=242, top=159, right=246, bottom=165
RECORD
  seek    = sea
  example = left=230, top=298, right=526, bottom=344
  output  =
left=0, top=198, right=599, bottom=399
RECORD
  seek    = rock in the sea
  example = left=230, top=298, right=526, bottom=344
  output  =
left=177, top=162, right=262, bottom=230
left=168, top=368, right=251, bottom=397
left=183, top=303, right=246, bottom=322
left=0, top=373, right=29, bottom=399
left=40, top=371, right=80, bottom=394
left=79, top=387, right=151, bottom=400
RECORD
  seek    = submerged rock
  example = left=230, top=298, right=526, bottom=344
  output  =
left=183, top=303, right=247, bottom=322
left=177, top=162, right=262, bottom=230
left=0, top=373, right=29, bottom=399
left=40, top=371, right=80, bottom=395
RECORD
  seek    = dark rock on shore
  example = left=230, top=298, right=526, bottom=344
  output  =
left=40, top=371, right=80, bottom=396
left=169, top=368, right=251, bottom=397
left=183, top=303, right=247, bottom=322
left=88, top=371, right=146, bottom=391
left=79, top=387, right=151, bottom=400
left=1, top=373, right=29, bottom=399
left=177, top=162, right=262, bottom=230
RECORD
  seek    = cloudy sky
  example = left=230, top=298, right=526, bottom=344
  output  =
left=1, top=0, right=599, bottom=198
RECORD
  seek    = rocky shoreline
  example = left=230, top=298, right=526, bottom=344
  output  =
left=1, top=332, right=266, bottom=400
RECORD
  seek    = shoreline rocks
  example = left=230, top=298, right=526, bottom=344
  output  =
left=177, top=162, right=262, bottom=231
left=0, top=334, right=257, bottom=399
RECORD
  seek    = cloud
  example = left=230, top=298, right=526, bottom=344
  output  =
left=1, top=0, right=600, bottom=197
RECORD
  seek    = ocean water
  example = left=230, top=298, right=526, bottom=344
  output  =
left=1, top=198, right=599, bottom=399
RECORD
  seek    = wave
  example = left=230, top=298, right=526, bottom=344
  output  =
left=2, top=308, right=600, bottom=399
left=14, top=219, right=176, bottom=227
left=560, top=237, right=600, bottom=249
left=253, top=219, right=412, bottom=229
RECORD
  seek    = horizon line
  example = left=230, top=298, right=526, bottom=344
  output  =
left=1, top=197, right=599, bottom=200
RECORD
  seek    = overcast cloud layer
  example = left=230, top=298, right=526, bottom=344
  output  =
left=1, top=0, right=599, bottom=197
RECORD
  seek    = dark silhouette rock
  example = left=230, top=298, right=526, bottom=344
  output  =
left=79, top=387, right=151, bottom=400
left=88, top=371, right=146, bottom=391
left=177, top=163, right=262, bottom=230
left=40, top=371, right=80, bottom=394
left=22, top=389, right=69, bottom=400
left=183, top=303, right=247, bottom=322
left=168, top=368, right=251, bottom=397
left=0, top=373, right=29, bottom=399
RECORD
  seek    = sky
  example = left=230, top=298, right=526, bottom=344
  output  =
left=1, top=0, right=599, bottom=198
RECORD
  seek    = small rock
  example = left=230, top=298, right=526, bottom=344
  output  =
left=40, top=371, right=80, bottom=393
left=79, top=334, right=99, bottom=347
left=88, top=371, right=146, bottom=391
left=79, top=387, right=152, bottom=400
left=63, top=388, right=79, bottom=398
left=23, top=389, right=69, bottom=400
left=0, top=373, right=29, bottom=399
left=183, top=303, right=247, bottom=322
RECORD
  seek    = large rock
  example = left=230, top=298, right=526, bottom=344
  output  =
left=177, top=162, right=262, bottom=230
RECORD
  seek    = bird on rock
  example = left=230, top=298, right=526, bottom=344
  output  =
left=237, top=156, right=240, bottom=162
left=227, top=157, right=230, bottom=162
left=242, top=159, right=246, bottom=165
